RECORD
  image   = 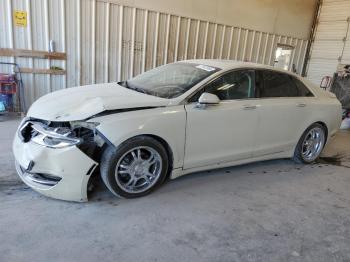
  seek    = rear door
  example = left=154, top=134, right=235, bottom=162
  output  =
left=253, top=70, right=312, bottom=157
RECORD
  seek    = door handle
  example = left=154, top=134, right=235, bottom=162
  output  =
left=242, top=105, right=257, bottom=110
left=296, top=103, right=307, bottom=107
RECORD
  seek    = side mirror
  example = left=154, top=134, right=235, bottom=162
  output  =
left=198, top=92, right=220, bottom=105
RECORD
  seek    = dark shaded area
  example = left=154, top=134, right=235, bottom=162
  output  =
left=330, top=75, right=350, bottom=110
left=317, top=154, right=350, bottom=168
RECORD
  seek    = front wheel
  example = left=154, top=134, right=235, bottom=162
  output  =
left=100, top=136, right=169, bottom=198
left=293, top=123, right=326, bottom=164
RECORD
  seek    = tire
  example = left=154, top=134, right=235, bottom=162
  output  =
left=293, top=123, right=326, bottom=164
left=100, top=136, right=169, bottom=198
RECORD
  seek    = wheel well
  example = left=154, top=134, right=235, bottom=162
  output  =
left=144, top=134, right=174, bottom=179
left=315, top=121, right=328, bottom=142
left=97, top=134, right=174, bottom=180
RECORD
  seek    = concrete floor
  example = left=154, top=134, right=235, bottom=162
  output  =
left=1, top=115, right=350, bottom=262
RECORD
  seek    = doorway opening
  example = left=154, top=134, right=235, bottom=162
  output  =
left=274, top=44, right=294, bottom=71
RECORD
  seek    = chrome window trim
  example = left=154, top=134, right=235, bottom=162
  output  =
left=182, top=67, right=316, bottom=104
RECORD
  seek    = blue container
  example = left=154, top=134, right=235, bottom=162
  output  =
left=0, top=101, right=5, bottom=112
left=0, top=94, right=13, bottom=111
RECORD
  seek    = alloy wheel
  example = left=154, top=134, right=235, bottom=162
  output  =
left=301, top=127, right=325, bottom=162
left=114, top=146, right=162, bottom=194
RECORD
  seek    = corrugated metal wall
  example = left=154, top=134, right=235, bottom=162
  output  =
left=306, top=0, right=350, bottom=85
left=0, top=0, right=309, bottom=108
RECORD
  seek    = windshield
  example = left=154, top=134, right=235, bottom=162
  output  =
left=123, top=63, right=220, bottom=99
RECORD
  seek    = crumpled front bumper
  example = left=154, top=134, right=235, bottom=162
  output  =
left=12, top=133, right=97, bottom=202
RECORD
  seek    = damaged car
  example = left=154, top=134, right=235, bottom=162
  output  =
left=13, top=60, right=342, bottom=201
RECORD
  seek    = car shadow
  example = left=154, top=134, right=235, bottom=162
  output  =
left=88, top=158, right=303, bottom=203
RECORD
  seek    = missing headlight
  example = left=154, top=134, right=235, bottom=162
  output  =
left=18, top=119, right=104, bottom=160
left=31, top=124, right=81, bottom=148
left=70, top=122, right=104, bottom=161
left=18, top=120, right=80, bottom=148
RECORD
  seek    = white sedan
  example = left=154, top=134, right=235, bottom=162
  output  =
left=13, top=60, right=342, bottom=201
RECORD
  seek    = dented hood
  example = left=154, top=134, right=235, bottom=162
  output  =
left=27, top=82, right=171, bottom=121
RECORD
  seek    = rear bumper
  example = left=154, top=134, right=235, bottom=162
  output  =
left=13, top=133, right=97, bottom=202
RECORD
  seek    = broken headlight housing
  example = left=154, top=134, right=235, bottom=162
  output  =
left=32, top=130, right=81, bottom=148
left=19, top=119, right=101, bottom=149
left=19, top=121, right=81, bottom=148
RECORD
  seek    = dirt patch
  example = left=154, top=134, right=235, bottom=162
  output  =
left=317, top=154, right=350, bottom=168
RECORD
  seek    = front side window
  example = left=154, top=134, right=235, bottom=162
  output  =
left=261, top=70, right=298, bottom=98
left=123, top=63, right=219, bottom=99
left=202, top=70, right=255, bottom=101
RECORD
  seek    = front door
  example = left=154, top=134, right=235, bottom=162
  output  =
left=184, top=69, right=259, bottom=170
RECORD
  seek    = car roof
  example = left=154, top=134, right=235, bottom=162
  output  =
left=180, top=59, right=298, bottom=76
left=177, top=59, right=325, bottom=99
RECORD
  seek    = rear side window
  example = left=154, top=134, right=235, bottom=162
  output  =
left=261, top=70, right=298, bottom=98
left=291, top=77, right=314, bottom=97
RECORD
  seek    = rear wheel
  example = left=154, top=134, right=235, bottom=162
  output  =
left=100, top=136, right=169, bottom=198
left=293, top=123, right=326, bottom=164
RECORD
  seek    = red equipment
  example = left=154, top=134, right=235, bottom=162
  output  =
left=0, top=62, right=24, bottom=112
left=0, top=73, right=17, bottom=94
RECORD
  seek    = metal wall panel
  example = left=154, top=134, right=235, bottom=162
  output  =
left=315, top=21, right=348, bottom=40
left=342, top=13, right=350, bottom=64
left=0, top=0, right=308, bottom=108
left=311, top=40, right=345, bottom=59
left=108, top=4, right=121, bottom=82
left=81, top=0, right=94, bottom=86
left=306, top=0, right=350, bottom=85
left=307, top=58, right=339, bottom=85
left=65, top=0, right=79, bottom=88
left=318, top=0, right=350, bottom=22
